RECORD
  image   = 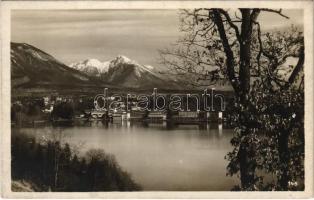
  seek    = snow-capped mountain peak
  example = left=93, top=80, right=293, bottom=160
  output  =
left=144, top=65, right=154, bottom=70
left=109, top=55, right=137, bottom=68
left=69, top=58, right=110, bottom=77
left=69, top=55, right=182, bottom=89
left=82, top=58, right=103, bottom=67
left=116, top=55, right=132, bottom=63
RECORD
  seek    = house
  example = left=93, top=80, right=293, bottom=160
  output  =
left=207, top=111, right=223, bottom=122
left=56, top=97, right=62, bottom=102
left=171, top=111, right=200, bottom=124
left=147, top=111, right=166, bottom=122
left=42, top=104, right=53, bottom=113
left=178, top=111, right=198, bottom=118
left=129, top=110, right=147, bottom=121
left=43, top=96, right=50, bottom=106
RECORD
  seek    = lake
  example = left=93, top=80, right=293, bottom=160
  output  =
left=13, top=121, right=238, bottom=191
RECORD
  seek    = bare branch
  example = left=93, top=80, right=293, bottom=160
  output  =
left=286, top=45, right=304, bottom=87
left=259, top=8, right=289, bottom=19
left=216, top=9, right=242, bottom=41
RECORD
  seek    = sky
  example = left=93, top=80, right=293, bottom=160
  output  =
left=11, top=9, right=303, bottom=69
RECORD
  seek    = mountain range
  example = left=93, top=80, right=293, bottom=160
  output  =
left=69, top=58, right=110, bottom=77
left=11, top=42, right=184, bottom=93
left=69, top=56, right=182, bottom=89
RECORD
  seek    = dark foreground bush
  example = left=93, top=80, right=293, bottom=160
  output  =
left=11, top=133, right=141, bottom=191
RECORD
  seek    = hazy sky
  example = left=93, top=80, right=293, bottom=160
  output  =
left=11, top=9, right=303, bottom=68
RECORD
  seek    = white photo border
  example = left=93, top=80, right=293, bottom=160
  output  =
left=1, top=1, right=313, bottom=198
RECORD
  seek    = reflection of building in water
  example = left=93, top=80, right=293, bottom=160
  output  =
left=112, top=111, right=124, bottom=123
left=219, top=124, right=223, bottom=136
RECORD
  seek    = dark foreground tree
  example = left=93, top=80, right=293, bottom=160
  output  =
left=160, top=9, right=304, bottom=190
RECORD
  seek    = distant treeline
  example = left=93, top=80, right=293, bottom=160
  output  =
left=11, top=133, right=141, bottom=191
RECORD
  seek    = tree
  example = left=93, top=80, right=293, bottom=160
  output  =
left=51, top=102, right=74, bottom=120
left=160, top=9, right=304, bottom=190
left=11, top=133, right=141, bottom=191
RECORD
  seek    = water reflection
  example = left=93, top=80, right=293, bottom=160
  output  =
left=13, top=121, right=238, bottom=191
left=219, top=124, right=223, bottom=136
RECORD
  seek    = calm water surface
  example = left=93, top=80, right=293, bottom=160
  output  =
left=15, top=121, right=238, bottom=191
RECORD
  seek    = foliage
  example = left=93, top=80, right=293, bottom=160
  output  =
left=11, top=99, right=48, bottom=124
left=226, top=84, right=304, bottom=190
left=11, top=132, right=141, bottom=191
left=160, top=9, right=304, bottom=190
left=51, top=102, right=74, bottom=120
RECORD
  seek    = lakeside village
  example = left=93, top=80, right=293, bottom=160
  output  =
left=11, top=88, right=236, bottom=128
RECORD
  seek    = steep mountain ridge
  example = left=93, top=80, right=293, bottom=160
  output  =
left=11, top=42, right=100, bottom=89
